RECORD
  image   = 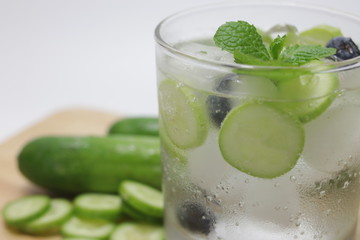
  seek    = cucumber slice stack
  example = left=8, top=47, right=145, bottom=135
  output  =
left=3, top=195, right=50, bottom=227
left=119, top=180, right=164, bottom=219
left=219, top=103, right=304, bottom=178
left=22, top=198, right=73, bottom=235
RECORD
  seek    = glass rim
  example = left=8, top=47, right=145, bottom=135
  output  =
left=154, top=1, right=360, bottom=72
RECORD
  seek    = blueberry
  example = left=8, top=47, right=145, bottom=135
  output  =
left=206, top=74, right=234, bottom=128
left=326, top=37, right=360, bottom=60
left=177, top=201, right=215, bottom=235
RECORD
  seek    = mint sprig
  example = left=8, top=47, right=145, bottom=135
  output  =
left=213, top=21, right=271, bottom=61
left=213, top=21, right=336, bottom=66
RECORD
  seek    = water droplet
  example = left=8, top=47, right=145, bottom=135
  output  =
left=294, top=235, right=298, bottom=239
left=300, top=231, right=305, bottom=235
left=274, top=182, right=280, bottom=187
left=235, top=222, right=240, bottom=226
left=343, top=181, right=350, bottom=189
left=290, top=176, right=297, bottom=182
left=295, top=221, right=301, bottom=227
left=245, top=178, right=250, bottom=183
left=274, top=206, right=281, bottom=211
left=319, top=190, right=326, bottom=198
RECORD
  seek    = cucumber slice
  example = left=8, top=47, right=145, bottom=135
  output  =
left=160, top=128, right=187, bottom=164
left=21, top=198, right=73, bottom=235
left=2, top=195, right=50, bottom=226
left=121, top=201, right=161, bottom=223
left=219, top=103, right=304, bottom=178
left=61, top=216, right=115, bottom=239
left=158, top=79, right=208, bottom=149
left=119, top=180, right=163, bottom=218
left=299, top=25, right=343, bottom=45
left=74, top=193, right=121, bottom=221
left=272, top=69, right=339, bottom=123
left=110, top=222, right=164, bottom=240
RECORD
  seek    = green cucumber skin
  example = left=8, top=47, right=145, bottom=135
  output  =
left=18, top=136, right=161, bottom=194
left=108, top=117, right=159, bottom=136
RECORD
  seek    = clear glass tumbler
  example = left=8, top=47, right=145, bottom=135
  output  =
left=155, top=2, right=360, bottom=240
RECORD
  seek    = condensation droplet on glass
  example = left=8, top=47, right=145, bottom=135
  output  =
left=342, top=181, right=350, bottom=189
left=290, top=176, right=297, bottom=182
left=245, top=178, right=250, bottom=184
left=300, top=231, right=305, bottom=235
left=274, top=182, right=280, bottom=187
left=319, top=190, right=326, bottom=198
left=235, top=222, right=239, bottom=226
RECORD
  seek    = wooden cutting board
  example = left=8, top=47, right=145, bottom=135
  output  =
left=0, top=108, right=120, bottom=239
left=1, top=109, right=360, bottom=239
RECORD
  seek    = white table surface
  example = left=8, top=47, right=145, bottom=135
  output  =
left=1, top=0, right=359, bottom=143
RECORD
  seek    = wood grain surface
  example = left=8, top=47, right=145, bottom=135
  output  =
left=0, top=108, right=120, bottom=240
left=1, top=109, right=360, bottom=239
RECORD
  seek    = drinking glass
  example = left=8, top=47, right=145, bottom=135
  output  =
left=155, top=2, right=360, bottom=240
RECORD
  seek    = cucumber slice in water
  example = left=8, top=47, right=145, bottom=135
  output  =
left=110, top=222, right=164, bottom=240
left=158, top=79, right=208, bottom=149
left=74, top=193, right=121, bottom=221
left=299, top=25, right=343, bottom=45
left=61, top=216, right=115, bottom=239
left=219, top=103, right=304, bottom=178
left=119, top=180, right=163, bottom=218
left=272, top=70, right=339, bottom=123
left=21, top=198, right=73, bottom=235
left=3, top=195, right=50, bottom=226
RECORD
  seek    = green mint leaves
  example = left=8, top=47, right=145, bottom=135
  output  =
left=279, top=45, right=336, bottom=65
left=213, top=21, right=271, bottom=61
left=213, top=21, right=336, bottom=66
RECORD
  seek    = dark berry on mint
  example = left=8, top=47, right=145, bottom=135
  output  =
left=177, top=201, right=215, bottom=235
left=326, top=37, right=360, bottom=60
left=206, top=74, right=235, bottom=128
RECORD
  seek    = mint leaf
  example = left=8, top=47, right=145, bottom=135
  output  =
left=234, top=51, right=270, bottom=65
left=269, top=35, right=287, bottom=60
left=279, top=45, right=336, bottom=65
left=214, top=21, right=271, bottom=61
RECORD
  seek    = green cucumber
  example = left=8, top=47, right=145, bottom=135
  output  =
left=108, top=117, right=159, bottom=136
left=74, top=193, right=122, bottom=221
left=271, top=68, right=339, bottom=123
left=21, top=198, right=73, bottom=235
left=2, top=195, right=50, bottom=227
left=18, top=136, right=161, bottom=194
left=119, top=180, right=163, bottom=218
left=219, top=103, right=304, bottom=178
left=110, top=222, right=164, bottom=240
left=61, top=217, right=115, bottom=239
left=158, top=79, right=208, bottom=149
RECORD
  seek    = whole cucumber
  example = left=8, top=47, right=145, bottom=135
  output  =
left=18, top=136, right=161, bottom=194
left=108, top=117, right=159, bottom=136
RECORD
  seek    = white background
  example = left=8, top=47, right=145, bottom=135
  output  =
left=1, top=0, right=359, bottom=142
